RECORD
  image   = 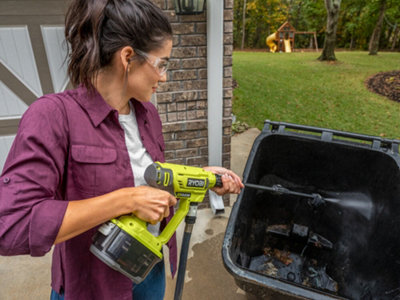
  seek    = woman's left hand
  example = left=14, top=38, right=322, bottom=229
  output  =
left=203, top=166, right=244, bottom=195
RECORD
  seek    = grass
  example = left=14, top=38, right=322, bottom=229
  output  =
left=232, top=51, right=400, bottom=139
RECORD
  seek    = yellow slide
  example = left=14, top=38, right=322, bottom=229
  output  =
left=266, top=32, right=277, bottom=53
left=284, top=39, right=292, bottom=52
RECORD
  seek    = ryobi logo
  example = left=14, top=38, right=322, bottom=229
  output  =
left=187, top=178, right=205, bottom=188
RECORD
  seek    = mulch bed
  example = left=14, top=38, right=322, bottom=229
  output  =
left=366, top=70, right=400, bottom=102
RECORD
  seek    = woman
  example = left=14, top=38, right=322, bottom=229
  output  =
left=0, top=0, right=243, bottom=299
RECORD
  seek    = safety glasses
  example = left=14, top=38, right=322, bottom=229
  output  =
left=135, top=49, right=169, bottom=76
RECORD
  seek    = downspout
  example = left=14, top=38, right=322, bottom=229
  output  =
left=207, top=0, right=225, bottom=214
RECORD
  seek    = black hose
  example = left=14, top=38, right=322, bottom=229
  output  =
left=174, top=203, right=197, bottom=300
left=174, top=227, right=193, bottom=300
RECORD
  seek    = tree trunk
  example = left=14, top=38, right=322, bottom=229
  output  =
left=241, top=0, right=247, bottom=50
left=391, top=25, right=399, bottom=51
left=254, top=20, right=262, bottom=48
left=234, top=0, right=243, bottom=48
left=350, top=34, right=355, bottom=50
left=386, top=25, right=393, bottom=49
left=318, top=0, right=342, bottom=61
left=293, top=1, right=303, bottom=30
left=368, top=0, right=387, bottom=55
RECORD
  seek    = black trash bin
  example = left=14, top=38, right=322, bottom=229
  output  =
left=223, top=121, right=400, bottom=300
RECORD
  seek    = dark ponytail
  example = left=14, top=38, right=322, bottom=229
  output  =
left=65, top=0, right=172, bottom=89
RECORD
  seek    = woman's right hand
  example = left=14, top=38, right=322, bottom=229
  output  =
left=54, top=186, right=176, bottom=244
left=121, top=186, right=177, bottom=225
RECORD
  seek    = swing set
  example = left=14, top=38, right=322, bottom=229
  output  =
left=266, top=21, right=318, bottom=53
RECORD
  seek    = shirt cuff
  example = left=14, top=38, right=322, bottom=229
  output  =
left=29, top=200, right=68, bottom=256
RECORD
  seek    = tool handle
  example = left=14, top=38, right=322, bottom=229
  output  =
left=144, top=162, right=223, bottom=246
left=215, top=174, right=223, bottom=187
left=157, top=198, right=190, bottom=245
left=157, top=173, right=221, bottom=245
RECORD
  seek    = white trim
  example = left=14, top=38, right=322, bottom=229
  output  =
left=0, top=80, right=28, bottom=118
left=207, top=0, right=224, bottom=166
left=0, top=135, right=15, bottom=173
left=0, top=26, right=43, bottom=97
left=41, top=25, right=69, bottom=93
left=207, top=0, right=225, bottom=214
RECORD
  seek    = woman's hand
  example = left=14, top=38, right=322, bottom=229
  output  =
left=122, top=186, right=177, bottom=225
left=55, top=186, right=176, bottom=244
left=202, top=166, right=244, bottom=195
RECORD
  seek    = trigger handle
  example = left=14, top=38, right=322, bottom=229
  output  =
left=215, top=174, right=223, bottom=188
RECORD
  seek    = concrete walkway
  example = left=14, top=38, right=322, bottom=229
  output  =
left=0, top=128, right=261, bottom=300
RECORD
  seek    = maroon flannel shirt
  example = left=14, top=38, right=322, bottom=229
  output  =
left=0, top=86, right=177, bottom=300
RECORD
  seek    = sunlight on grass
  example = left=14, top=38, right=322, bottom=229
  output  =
left=232, top=51, right=400, bottom=139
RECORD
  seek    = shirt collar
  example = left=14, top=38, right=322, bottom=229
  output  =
left=74, top=85, right=148, bottom=127
left=131, top=98, right=149, bottom=123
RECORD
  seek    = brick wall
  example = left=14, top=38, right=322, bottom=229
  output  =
left=153, top=1, right=234, bottom=207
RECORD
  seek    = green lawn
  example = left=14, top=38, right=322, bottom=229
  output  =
left=232, top=51, right=400, bottom=139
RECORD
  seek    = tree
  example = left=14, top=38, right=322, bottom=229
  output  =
left=232, top=0, right=400, bottom=52
left=338, top=0, right=367, bottom=50
left=318, top=0, right=342, bottom=61
left=369, top=0, right=387, bottom=55
left=241, top=0, right=247, bottom=49
left=391, top=25, right=399, bottom=50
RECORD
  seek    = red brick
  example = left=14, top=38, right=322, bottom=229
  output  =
left=158, top=82, right=181, bottom=93
left=172, top=70, right=197, bottom=81
left=186, top=121, right=207, bottom=130
left=174, top=91, right=198, bottom=101
left=181, top=58, right=206, bottom=69
left=199, top=147, right=208, bottom=156
left=182, top=80, right=207, bottom=90
left=186, top=138, right=207, bottom=148
left=166, top=158, right=186, bottom=165
left=171, top=23, right=195, bottom=35
left=167, top=112, right=177, bottom=122
left=171, top=47, right=197, bottom=58
left=176, top=130, right=198, bottom=140
left=167, top=103, right=177, bottom=111
left=181, top=35, right=206, bottom=46
left=187, top=110, right=197, bottom=120
left=197, top=109, right=206, bottom=118
left=165, top=140, right=185, bottom=151
left=176, top=148, right=198, bottom=158
left=180, top=13, right=206, bottom=22
left=177, top=111, right=186, bottom=120
left=162, top=122, right=184, bottom=133
left=177, top=102, right=186, bottom=111
left=164, top=151, right=176, bottom=160
left=196, top=23, right=206, bottom=34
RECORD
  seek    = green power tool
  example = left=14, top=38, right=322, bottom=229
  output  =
left=90, top=162, right=222, bottom=283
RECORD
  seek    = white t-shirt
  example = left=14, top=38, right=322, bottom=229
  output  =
left=118, top=102, right=160, bottom=235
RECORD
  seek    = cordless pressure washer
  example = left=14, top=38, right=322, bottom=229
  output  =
left=90, top=162, right=222, bottom=285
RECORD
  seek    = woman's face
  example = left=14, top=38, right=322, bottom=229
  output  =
left=127, top=39, right=172, bottom=102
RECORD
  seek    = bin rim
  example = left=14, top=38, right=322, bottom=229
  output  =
left=239, top=120, right=400, bottom=185
left=263, top=120, right=400, bottom=154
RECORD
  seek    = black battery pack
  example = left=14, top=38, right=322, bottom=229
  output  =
left=90, top=222, right=161, bottom=284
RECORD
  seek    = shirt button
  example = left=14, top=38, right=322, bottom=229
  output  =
left=3, top=177, right=10, bottom=184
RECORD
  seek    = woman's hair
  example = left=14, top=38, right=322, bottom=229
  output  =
left=65, top=0, right=172, bottom=89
